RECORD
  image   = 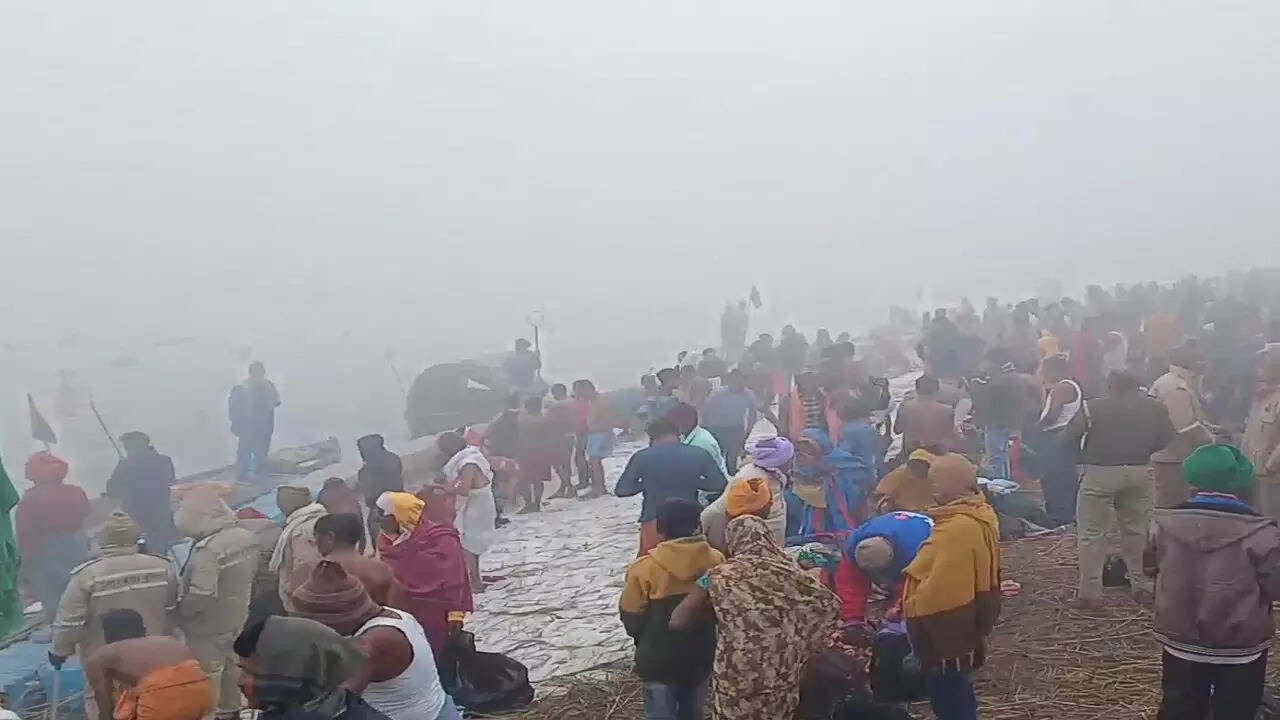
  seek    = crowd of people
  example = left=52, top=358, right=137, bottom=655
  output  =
left=8, top=425, right=504, bottom=719
left=5, top=269, right=1280, bottom=719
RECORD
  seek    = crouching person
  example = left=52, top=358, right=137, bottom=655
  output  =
left=1151, top=444, right=1280, bottom=720
left=619, top=499, right=724, bottom=720
left=902, top=454, right=1001, bottom=720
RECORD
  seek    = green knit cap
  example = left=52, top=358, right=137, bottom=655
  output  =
left=1182, top=444, right=1254, bottom=494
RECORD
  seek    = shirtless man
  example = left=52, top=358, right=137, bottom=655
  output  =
left=82, top=609, right=212, bottom=720
left=308, top=513, right=399, bottom=605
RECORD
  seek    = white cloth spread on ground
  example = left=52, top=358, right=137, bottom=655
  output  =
left=464, top=373, right=920, bottom=683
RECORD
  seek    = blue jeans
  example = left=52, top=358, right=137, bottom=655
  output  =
left=642, top=680, right=708, bottom=720
left=983, top=427, right=1012, bottom=480
left=927, top=667, right=977, bottom=720
left=235, top=431, right=272, bottom=481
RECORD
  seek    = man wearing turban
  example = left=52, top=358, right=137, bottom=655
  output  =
left=13, top=452, right=90, bottom=623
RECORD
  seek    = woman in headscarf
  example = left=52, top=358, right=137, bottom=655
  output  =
left=14, top=452, right=90, bottom=622
left=377, top=496, right=473, bottom=656
left=234, top=615, right=390, bottom=719
left=670, top=515, right=841, bottom=720
left=373, top=492, right=424, bottom=553
left=786, top=429, right=868, bottom=537
left=701, top=436, right=793, bottom=553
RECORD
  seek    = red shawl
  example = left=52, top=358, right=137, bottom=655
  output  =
left=415, top=485, right=459, bottom=528
left=382, top=518, right=473, bottom=654
left=14, top=481, right=90, bottom=561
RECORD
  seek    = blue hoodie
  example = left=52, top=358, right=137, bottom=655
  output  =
left=846, top=511, right=934, bottom=579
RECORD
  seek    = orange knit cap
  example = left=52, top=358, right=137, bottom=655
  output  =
left=726, top=476, right=772, bottom=518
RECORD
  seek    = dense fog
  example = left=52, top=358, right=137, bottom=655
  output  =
left=3, top=0, right=1279, bottom=489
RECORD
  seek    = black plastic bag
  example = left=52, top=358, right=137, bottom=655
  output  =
left=441, top=630, right=534, bottom=714
left=870, top=631, right=927, bottom=703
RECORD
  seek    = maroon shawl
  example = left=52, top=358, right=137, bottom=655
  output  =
left=382, top=518, right=473, bottom=654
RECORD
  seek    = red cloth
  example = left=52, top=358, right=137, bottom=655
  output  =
left=14, top=478, right=90, bottom=561
left=834, top=556, right=872, bottom=622
left=637, top=520, right=661, bottom=558
left=235, top=507, right=268, bottom=520
left=416, top=485, right=459, bottom=527
left=382, top=518, right=474, bottom=655
left=25, top=452, right=69, bottom=484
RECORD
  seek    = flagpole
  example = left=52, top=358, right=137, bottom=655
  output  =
left=89, top=396, right=124, bottom=459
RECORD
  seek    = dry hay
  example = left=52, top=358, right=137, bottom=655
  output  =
left=497, top=533, right=1279, bottom=720
left=492, top=662, right=643, bottom=720
left=976, top=533, right=1162, bottom=720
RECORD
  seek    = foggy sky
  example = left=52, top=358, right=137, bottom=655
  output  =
left=3, top=0, right=1279, bottom=484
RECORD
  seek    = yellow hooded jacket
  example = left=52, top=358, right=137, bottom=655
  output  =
left=901, top=493, right=1001, bottom=669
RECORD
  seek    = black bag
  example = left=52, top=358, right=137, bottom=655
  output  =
left=1102, top=555, right=1130, bottom=588
left=870, top=631, right=927, bottom=703
left=440, top=630, right=534, bottom=714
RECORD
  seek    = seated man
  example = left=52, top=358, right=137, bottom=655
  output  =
left=82, top=609, right=212, bottom=720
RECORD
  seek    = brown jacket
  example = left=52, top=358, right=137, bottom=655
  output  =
left=1149, top=365, right=1212, bottom=464
left=51, top=548, right=177, bottom=658
left=1065, top=393, right=1175, bottom=466
left=176, top=525, right=258, bottom=637
left=1243, top=384, right=1280, bottom=477
left=1150, top=501, right=1280, bottom=658
left=236, top=517, right=283, bottom=601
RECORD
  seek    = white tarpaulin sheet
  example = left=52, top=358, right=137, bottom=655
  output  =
left=465, top=438, right=647, bottom=682
left=466, top=373, right=922, bottom=683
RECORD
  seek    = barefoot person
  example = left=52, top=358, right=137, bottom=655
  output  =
left=82, top=609, right=212, bottom=720
left=516, top=395, right=560, bottom=512
left=436, top=432, right=497, bottom=592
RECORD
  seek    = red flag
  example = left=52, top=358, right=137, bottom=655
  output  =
left=27, top=394, right=57, bottom=445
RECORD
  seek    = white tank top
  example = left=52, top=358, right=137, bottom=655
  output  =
left=357, top=607, right=446, bottom=719
left=1040, top=378, right=1082, bottom=431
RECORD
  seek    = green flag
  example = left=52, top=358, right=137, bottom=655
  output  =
left=0, top=452, right=22, bottom=638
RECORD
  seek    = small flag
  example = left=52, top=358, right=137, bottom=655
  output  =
left=749, top=285, right=763, bottom=309
left=27, top=394, right=57, bottom=445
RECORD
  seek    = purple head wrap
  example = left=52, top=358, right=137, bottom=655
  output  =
left=749, top=436, right=795, bottom=470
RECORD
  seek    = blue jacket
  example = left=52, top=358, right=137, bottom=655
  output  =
left=846, top=511, right=934, bottom=579
left=614, top=442, right=728, bottom=522
left=839, top=420, right=880, bottom=477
